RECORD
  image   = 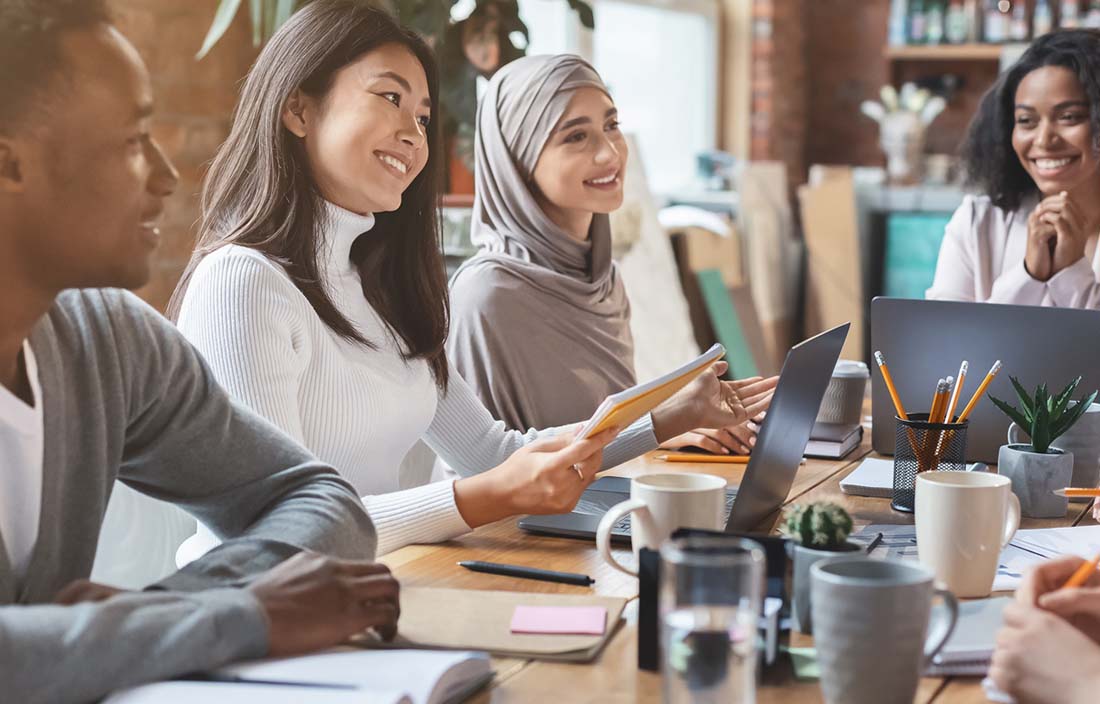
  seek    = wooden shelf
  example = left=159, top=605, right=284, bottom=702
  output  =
left=884, top=43, right=1006, bottom=61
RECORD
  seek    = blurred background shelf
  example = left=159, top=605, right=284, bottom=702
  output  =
left=884, top=43, right=1007, bottom=61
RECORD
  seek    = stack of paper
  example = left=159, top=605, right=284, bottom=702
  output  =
left=840, top=457, right=894, bottom=498
left=852, top=523, right=1100, bottom=592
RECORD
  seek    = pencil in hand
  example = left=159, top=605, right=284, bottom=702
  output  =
left=1060, top=552, right=1100, bottom=589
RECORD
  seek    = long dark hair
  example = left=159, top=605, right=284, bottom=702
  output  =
left=961, top=29, right=1100, bottom=212
left=169, top=0, right=449, bottom=388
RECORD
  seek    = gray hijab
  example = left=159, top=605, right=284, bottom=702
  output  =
left=448, top=54, right=636, bottom=430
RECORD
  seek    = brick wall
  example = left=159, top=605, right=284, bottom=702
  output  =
left=750, top=0, right=808, bottom=191
left=804, top=0, right=891, bottom=168
left=751, top=0, right=997, bottom=181
left=111, top=0, right=257, bottom=312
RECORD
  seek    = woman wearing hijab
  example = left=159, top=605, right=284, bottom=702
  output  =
left=170, top=2, right=775, bottom=561
left=449, top=54, right=766, bottom=455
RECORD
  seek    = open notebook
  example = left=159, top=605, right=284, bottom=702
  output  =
left=578, top=343, right=725, bottom=439
left=105, top=649, right=492, bottom=704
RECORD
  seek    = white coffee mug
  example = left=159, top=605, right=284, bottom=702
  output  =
left=596, top=473, right=727, bottom=576
left=915, top=470, right=1020, bottom=597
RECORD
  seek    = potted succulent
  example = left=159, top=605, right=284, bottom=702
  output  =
left=781, top=502, right=859, bottom=634
left=989, top=376, right=1098, bottom=518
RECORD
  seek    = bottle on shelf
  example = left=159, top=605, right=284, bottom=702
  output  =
left=1034, top=0, right=1055, bottom=35
left=965, top=0, right=982, bottom=41
left=1085, top=0, right=1100, bottom=28
left=889, top=0, right=911, bottom=46
left=946, top=0, right=971, bottom=42
left=1062, top=0, right=1082, bottom=28
left=983, top=0, right=1008, bottom=42
left=1010, top=0, right=1030, bottom=39
left=928, top=0, right=947, bottom=43
left=910, top=0, right=929, bottom=43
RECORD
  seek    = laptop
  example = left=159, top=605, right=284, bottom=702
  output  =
left=518, top=323, right=849, bottom=543
left=871, top=298, right=1100, bottom=463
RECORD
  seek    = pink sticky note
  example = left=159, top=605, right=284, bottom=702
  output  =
left=510, top=605, right=608, bottom=635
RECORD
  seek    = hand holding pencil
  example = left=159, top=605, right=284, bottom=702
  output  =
left=1012, top=555, right=1100, bottom=645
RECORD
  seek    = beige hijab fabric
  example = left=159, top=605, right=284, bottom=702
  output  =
left=448, top=54, right=636, bottom=430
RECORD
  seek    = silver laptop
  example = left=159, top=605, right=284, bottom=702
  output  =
left=871, top=298, right=1100, bottom=463
left=518, top=323, right=849, bottom=543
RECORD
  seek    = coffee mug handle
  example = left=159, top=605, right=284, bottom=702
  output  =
left=922, top=587, right=959, bottom=667
left=1007, top=422, right=1021, bottom=446
left=596, top=499, right=651, bottom=577
left=1001, top=491, right=1021, bottom=548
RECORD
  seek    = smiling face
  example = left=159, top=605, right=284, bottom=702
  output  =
left=1012, top=65, right=1100, bottom=199
left=530, top=87, right=628, bottom=241
left=282, top=42, right=431, bottom=215
left=0, top=24, right=178, bottom=291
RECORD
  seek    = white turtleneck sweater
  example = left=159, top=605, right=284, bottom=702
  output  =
left=175, top=202, right=658, bottom=558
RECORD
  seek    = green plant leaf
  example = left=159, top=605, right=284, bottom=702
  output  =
left=1032, top=397, right=1051, bottom=453
left=989, top=393, right=1031, bottom=435
left=567, top=0, right=595, bottom=29
left=197, top=0, right=245, bottom=59
left=249, top=0, right=264, bottom=46
left=1052, top=389, right=1098, bottom=442
left=275, top=0, right=297, bottom=31
left=1051, top=376, right=1082, bottom=419
left=1008, top=376, right=1035, bottom=423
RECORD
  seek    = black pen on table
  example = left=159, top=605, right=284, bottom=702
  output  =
left=458, top=560, right=595, bottom=586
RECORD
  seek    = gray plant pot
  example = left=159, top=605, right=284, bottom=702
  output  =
left=790, top=540, right=861, bottom=634
left=998, top=444, right=1072, bottom=518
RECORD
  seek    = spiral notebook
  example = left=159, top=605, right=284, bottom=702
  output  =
left=924, top=597, right=1010, bottom=677
left=577, top=343, right=725, bottom=439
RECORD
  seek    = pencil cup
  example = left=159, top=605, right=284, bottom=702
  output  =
left=891, top=414, right=968, bottom=513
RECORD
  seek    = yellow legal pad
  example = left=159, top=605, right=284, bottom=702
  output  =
left=577, top=343, right=726, bottom=439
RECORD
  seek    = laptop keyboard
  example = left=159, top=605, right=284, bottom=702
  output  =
left=613, top=491, right=738, bottom=534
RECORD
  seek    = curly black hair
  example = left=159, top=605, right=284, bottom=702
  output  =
left=961, top=29, right=1100, bottom=212
left=0, top=0, right=111, bottom=131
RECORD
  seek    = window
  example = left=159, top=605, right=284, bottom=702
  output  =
left=516, top=0, right=720, bottom=196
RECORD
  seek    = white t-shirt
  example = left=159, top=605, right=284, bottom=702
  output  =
left=0, top=341, right=43, bottom=583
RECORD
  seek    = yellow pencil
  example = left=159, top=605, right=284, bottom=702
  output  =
left=874, top=351, right=909, bottom=420
left=928, top=378, right=948, bottom=424
left=956, top=360, right=1003, bottom=423
left=944, top=361, right=968, bottom=422
left=657, top=453, right=751, bottom=464
left=1053, top=488, right=1100, bottom=498
left=1061, top=552, right=1100, bottom=589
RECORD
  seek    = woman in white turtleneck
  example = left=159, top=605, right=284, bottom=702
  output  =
left=170, top=3, right=774, bottom=561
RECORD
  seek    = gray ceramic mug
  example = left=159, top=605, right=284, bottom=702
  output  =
left=811, top=557, right=958, bottom=704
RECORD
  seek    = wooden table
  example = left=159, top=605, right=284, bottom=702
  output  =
left=379, top=432, right=1093, bottom=702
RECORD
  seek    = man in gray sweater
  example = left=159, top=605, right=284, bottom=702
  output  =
left=0, top=2, right=400, bottom=702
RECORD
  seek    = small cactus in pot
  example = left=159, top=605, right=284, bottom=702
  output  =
left=782, top=501, right=859, bottom=634
left=781, top=502, right=855, bottom=551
